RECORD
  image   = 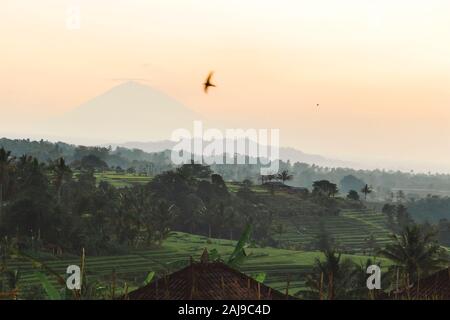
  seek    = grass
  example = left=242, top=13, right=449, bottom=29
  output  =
left=226, top=182, right=269, bottom=194
left=6, top=232, right=390, bottom=298
left=94, top=172, right=153, bottom=188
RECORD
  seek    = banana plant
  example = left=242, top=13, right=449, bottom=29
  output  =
left=36, top=272, right=62, bottom=300
left=227, top=224, right=266, bottom=282
left=143, top=271, right=155, bottom=286
left=253, top=272, right=267, bottom=283
left=227, top=224, right=252, bottom=268
left=12, top=249, right=93, bottom=300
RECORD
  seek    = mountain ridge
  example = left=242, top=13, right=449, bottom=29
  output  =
left=109, top=139, right=355, bottom=168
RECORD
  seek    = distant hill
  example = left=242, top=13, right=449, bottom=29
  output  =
left=113, top=140, right=355, bottom=168
left=38, top=81, right=200, bottom=143
left=278, top=147, right=354, bottom=168
left=2, top=137, right=450, bottom=196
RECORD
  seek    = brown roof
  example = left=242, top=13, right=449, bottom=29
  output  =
left=124, top=261, right=292, bottom=300
left=391, top=267, right=450, bottom=300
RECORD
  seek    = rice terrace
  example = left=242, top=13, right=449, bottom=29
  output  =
left=1, top=1, right=450, bottom=315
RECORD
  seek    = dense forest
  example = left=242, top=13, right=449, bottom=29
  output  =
left=0, top=142, right=401, bottom=256
left=406, top=195, right=450, bottom=223
left=2, top=138, right=450, bottom=197
left=0, top=147, right=278, bottom=255
left=1, top=141, right=449, bottom=256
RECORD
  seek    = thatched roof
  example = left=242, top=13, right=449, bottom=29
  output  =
left=124, top=251, right=292, bottom=300
left=390, top=267, right=450, bottom=300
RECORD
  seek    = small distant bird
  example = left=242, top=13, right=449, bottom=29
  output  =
left=203, top=71, right=216, bottom=93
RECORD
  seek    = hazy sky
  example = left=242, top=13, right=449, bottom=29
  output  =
left=1, top=0, right=450, bottom=172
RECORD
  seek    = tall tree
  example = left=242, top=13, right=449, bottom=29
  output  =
left=277, top=170, right=293, bottom=185
left=313, top=180, right=338, bottom=197
left=51, top=158, right=72, bottom=204
left=6, top=158, right=51, bottom=241
left=361, top=184, right=373, bottom=200
left=339, top=175, right=365, bottom=194
left=224, top=206, right=238, bottom=240
left=0, top=148, right=14, bottom=224
left=346, top=190, right=360, bottom=201
left=153, top=202, right=178, bottom=244
left=379, top=224, right=448, bottom=291
left=305, top=249, right=357, bottom=300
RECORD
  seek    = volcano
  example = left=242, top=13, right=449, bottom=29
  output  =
left=40, top=81, right=200, bottom=143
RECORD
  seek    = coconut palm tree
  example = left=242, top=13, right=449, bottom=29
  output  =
left=351, top=258, right=384, bottom=300
left=224, top=206, right=238, bottom=240
left=304, top=249, right=358, bottom=300
left=51, top=157, right=72, bottom=204
left=153, top=202, right=178, bottom=244
left=361, top=184, right=373, bottom=200
left=0, top=148, right=14, bottom=223
left=379, top=224, right=448, bottom=292
left=277, top=170, right=293, bottom=185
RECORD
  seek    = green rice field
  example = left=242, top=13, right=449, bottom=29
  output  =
left=273, top=209, right=392, bottom=253
left=7, top=231, right=390, bottom=298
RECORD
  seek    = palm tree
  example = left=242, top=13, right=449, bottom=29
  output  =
left=203, top=202, right=225, bottom=239
left=304, top=249, right=357, bottom=300
left=277, top=170, right=293, bottom=185
left=153, top=202, right=178, bottom=244
left=224, top=206, right=238, bottom=240
left=352, top=258, right=383, bottom=299
left=0, top=148, right=14, bottom=223
left=183, top=194, right=206, bottom=235
left=379, top=224, right=448, bottom=293
left=361, top=184, right=372, bottom=200
left=51, top=157, right=72, bottom=204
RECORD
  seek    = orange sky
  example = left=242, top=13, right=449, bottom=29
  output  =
left=1, top=0, right=450, bottom=172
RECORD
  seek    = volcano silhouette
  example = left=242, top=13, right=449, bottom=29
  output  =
left=42, top=81, right=200, bottom=143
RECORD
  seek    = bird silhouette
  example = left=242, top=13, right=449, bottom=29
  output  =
left=203, top=71, right=216, bottom=93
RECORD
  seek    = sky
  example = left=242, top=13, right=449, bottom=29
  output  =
left=1, top=0, right=450, bottom=172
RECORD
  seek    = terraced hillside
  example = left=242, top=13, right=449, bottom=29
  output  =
left=273, top=209, right=393, bottom=253
left=94, top=172, right=153, bottom=187
left=5, top=232, right=390, bottom=298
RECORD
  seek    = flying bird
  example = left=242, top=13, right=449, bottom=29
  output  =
left=203, top=71, right=216, bottom=93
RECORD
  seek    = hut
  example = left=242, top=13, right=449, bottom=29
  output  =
left=390, top=267, right=450, bottom=300
left=124, top=250, right=293, bottom=300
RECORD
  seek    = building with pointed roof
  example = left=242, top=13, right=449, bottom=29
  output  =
left=124, top=250, right=293, bottom=300
left=389, top=267, right=450, bottom=300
